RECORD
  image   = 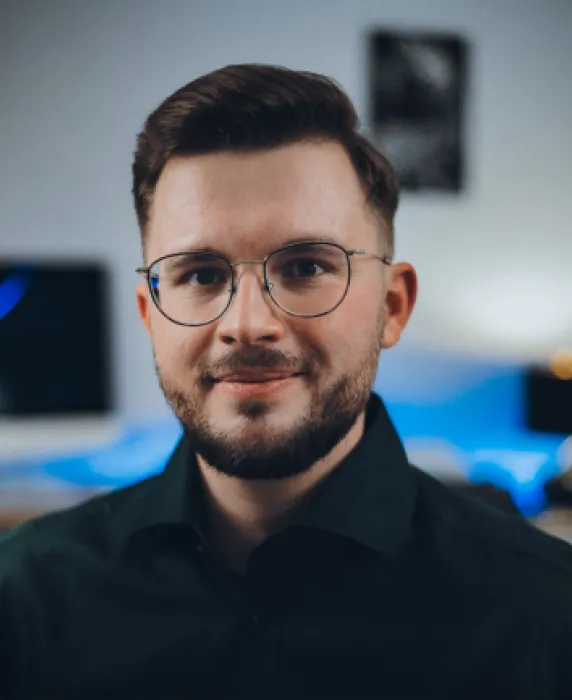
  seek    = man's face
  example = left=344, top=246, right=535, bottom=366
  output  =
left=137, top=141, right=414, bottom=480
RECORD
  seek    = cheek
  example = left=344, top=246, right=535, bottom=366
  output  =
left=290, top=315, right=353, bottom=373
left=338, top=284, right=384, bottom=335
left=291, top=279, right=383, bottom=364
left=349, top=276, right=385, bottom=317
left=323, top=286, right=384, bottom=362
left=150, top=315, right=206, bottom=376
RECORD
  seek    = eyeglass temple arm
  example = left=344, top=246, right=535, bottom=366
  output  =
left=348, top=249, right=393, bottom=265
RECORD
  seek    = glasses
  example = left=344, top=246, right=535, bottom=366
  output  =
left=136, top=240, right=392, bottom=327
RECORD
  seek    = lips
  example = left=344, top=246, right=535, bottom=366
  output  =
left=215, top=371, right=302, bottom=384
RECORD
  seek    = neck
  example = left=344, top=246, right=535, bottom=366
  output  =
left=196, top=412, right=366, bottom=576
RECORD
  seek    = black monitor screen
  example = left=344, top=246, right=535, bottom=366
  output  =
left=0, top=261, right=111, bottom=416
left=525, top=367, right=572, bottom=436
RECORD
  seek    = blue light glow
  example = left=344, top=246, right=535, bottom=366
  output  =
left=0, top=268, right=33, bottom=321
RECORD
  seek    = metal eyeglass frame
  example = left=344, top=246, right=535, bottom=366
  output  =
left=136, top=240, right=393, bottom=327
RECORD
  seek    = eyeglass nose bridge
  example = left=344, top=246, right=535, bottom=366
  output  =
left=228, top=258, right=274, bottom=296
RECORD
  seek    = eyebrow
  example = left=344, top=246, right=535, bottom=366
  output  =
left=164, top=233, right=345, bottom=258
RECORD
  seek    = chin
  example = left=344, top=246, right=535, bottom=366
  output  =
left=215, top=406, right=301, bottom=438
left=211, top=389, right=301, bottom=418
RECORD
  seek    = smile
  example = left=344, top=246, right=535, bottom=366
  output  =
left=215, top=374, right=302, bottom=397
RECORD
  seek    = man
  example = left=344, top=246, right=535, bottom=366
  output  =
left=1, top=64, right=571, bottom=700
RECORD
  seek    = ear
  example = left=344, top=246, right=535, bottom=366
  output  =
left=136, top=282, right=152, bottom=335
left=381, top=262, right=418, bottom=349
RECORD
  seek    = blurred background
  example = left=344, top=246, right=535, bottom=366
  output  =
left=0, top=0, right=571, bottom=535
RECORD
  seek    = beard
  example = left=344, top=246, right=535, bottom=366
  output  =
left=157, top=314, right=384, bottom=482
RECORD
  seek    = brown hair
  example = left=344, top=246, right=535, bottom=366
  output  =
left=132, top=64, right=399, bottom=251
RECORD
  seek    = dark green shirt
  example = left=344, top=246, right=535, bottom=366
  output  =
left=1, top=394, right=571, bottom=699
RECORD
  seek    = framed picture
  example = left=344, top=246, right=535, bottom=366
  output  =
left=369, top=29, right=469, bottom=192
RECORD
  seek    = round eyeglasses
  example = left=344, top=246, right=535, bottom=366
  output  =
left=136, top=240, right=392, bottom=327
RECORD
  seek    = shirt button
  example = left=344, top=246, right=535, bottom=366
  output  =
left=196, top=544, right=204, bottom=554
left=250, top=613, right=261, bottom=624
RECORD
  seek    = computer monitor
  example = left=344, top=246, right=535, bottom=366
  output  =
left=525, top=366, right=572, bottom=436
left=0, top=261, right=112, bottom=417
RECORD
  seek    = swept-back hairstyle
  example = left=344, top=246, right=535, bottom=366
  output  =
left=132, top=64, right=399, bottom=250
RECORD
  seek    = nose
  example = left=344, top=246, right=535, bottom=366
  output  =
left=215, top=266, right=285, bottom=346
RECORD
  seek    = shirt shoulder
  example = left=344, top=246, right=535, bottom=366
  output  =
left=412, top=465, right=572, bottom=695
left=0, top=474, right=158, bottom=577
left=0, top=476, right=159, bottom=699
left=412, top=465, right=572, bottom=589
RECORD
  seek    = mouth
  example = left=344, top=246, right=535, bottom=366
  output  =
left=212, top=372, right=304, bottom=397
left=213, top=371, right=304, bottom=383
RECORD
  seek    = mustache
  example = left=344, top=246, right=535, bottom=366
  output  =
left=201, top=346, right=314, bottom=382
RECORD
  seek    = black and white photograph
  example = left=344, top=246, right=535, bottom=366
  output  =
left=369, top=30, right=469, bottom=192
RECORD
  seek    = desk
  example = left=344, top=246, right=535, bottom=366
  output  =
left=530, top=509, right=572, bottom=545
left=0, top=488, right=105, bottom=533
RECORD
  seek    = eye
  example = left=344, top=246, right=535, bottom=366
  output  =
left=186, top=267, right=228, bottom=286
left=281, top=258, right=327, bottom=280
left=156, top=253, right=232, bottom=295
left=170, top=264, right=230, bottom=289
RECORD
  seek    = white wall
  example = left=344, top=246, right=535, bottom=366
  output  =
left=1, top=0, right=571, bottom=429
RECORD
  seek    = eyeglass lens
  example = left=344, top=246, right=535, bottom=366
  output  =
left=148, top=242, right=350, bottom=325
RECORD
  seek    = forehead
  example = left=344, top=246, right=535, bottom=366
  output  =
left=146, top=141, right=378, bottom=259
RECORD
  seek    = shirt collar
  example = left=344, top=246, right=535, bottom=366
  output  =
left=118, top=393, right=417, bottom=559
left=290, top=393, right=417, bottom=556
